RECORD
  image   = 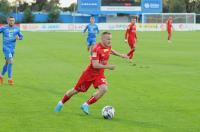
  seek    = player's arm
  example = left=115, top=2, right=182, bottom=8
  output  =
left=125, top=26, right=129, bottom=43
left=166, top=21, right=168, bottom=30
left=0, top=26, right=3, bottom=33
left=92, top=60, right=115, bottom=70
left=171, top=23, right=174, bottom=31
left=91, top=49, right=115, bottom=70
left=83, top=25, right=88, bottom=34
left=16, top=29, right=23, bottom=40
left=111, top=49, right=129, bottom=59
left=96, top=25, right=100, bottom=34
left=135, top=32, right=138, bottom=43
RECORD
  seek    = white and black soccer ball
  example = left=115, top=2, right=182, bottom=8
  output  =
left=102, top=106, right=115, bottom=119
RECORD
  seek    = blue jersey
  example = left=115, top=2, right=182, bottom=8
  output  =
left=0, top=25, right=23, bottom=51
left=83, top=24, right=99, bottom=38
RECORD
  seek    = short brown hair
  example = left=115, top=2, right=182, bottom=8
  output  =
left=101, top=31, right=111, bottom=36
left=8, top=16, right=14, bottom=19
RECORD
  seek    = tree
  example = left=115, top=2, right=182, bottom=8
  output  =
left=18, top=2, right=29, bottom=12
left=47, top=0, right=60, bottom=23
left=168, top=0, right=186, bottom=13
left=23, top=7, right=34, bottom=23
left=163, top=0, right=169, bottom=13
left=185, top=0, right=200, bottom=13
left=32, top=0, right=48, bottom=12
left=163, top=0, right=200, bottom=13
left=0, top=0, right=11, bottom=23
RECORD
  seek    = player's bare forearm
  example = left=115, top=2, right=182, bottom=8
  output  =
left=92, top=60, right=115, bottom=70
left=111, top=49, right=129, bottom=59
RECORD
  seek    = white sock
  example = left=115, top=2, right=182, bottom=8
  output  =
left=59, top=101, right=63, bottom=106
left=83, top=102, right=89, bottom=105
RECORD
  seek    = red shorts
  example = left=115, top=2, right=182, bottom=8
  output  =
left=128, top=39, right=136, bottom=49
left=74, top=71, right=107, bottom=92
left=167, top=30, right=172, bottom=34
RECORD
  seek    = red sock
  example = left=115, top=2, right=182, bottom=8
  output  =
left=128, top=50, right=134, bottom=59
left=61, top=95, right=70, bottom=104
left=127, top=49, right=134, bottom=56
left=86, top=96, right=97, bottom=105
left=129, top=51, right=135, bottom=59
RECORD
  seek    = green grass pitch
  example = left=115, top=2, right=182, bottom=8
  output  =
left=0, top=31, right=200, bottom=132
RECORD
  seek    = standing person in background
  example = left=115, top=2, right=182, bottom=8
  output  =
left=166, top=17, right=173, bottom=43
left=0, top=16, right=23, bottom=85
left=125, top=18, right=138, bottom=62
left=83, top=16, right=99, bottom=55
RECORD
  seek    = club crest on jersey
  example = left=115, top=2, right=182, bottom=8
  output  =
left=104, top=49, right=109, bottom=52
left=92, top=52, right=97, bottom=57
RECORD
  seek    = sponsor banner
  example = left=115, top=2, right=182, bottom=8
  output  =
left=78, top=0, right=100, bottom=13
left=142, top=0, right=162, bottom=13
left=78, top=0, right=162, bottom=14
left=20, top=23, right=68, bottom=31
left=20, top=23, right=199, bottom=31
left=101, top=6, right=142, bottom=11
left=141, top=23, right=196, bottom=31
left=0, top=24, right=20, bottom=27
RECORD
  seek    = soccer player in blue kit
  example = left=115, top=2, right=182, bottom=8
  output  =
left=0, top=16, right=23, bottom=85
left=83, top=16, right=99, bottom=54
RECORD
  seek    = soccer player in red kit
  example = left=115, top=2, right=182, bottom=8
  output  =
left=125, top=18, right=137, bottom=62
left=55, top=32, right=128, bottom=114
left=166, top=17, right=173, bottom=43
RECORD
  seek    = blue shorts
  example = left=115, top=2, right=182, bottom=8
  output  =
left=3, top=48, right=14, bottom=60
left=87, top=37, right=96, bottom=47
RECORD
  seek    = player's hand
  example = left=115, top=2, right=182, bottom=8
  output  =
left=16, top=36, right=19, bottom=40
left=124, top=39, right=127, bottom=43
left=108, top=65, right=116, bottom=70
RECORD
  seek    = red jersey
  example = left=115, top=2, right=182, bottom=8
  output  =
left=125, top=23, right=137, bottom=41
left=85, top=43, right=112, bottom=76
left=166, top=20, right=172, bottom=31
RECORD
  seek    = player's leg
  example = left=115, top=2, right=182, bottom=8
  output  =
left=169, top=31, right=172, bottom=42
left=87, top=37, right=91, bottom=52
left=1, top=49, right=14, bottom=85
left=55, top=88, right=78, bottom=112
left=89, top=38, right=96, bottom=55
left=0, top=50, right=9, bottom=84
left=129, top=49, right=135, bottom=59
left=55, top=72, right=92, bottom=112
left=7, top=51, right=14, bottom=85
left=81, top=84, right=108, bottom=114
left=81, top=76, right=107, bottom=114
left=129, top=45, right=136, bottom=60
left=0, top=61, right=8, bottom=84
left=127, top=40, right=133, bottom=56
left=7, top=59, right=14, bottom=85
left=168, top=30, right=172, bottom=43
left=127, top=41, right=135, bottom=61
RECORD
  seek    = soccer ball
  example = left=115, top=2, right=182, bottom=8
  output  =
left=102, top=106, right=115, bottom=119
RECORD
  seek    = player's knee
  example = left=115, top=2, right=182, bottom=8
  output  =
left=67, top=88, right=78, bottom=97
left=7, top=59, right=13, bottom=64
left=100, top=86, right=108, bottom=94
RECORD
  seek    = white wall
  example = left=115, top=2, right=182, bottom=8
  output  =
left=20, top=23, right=200, bottom=31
